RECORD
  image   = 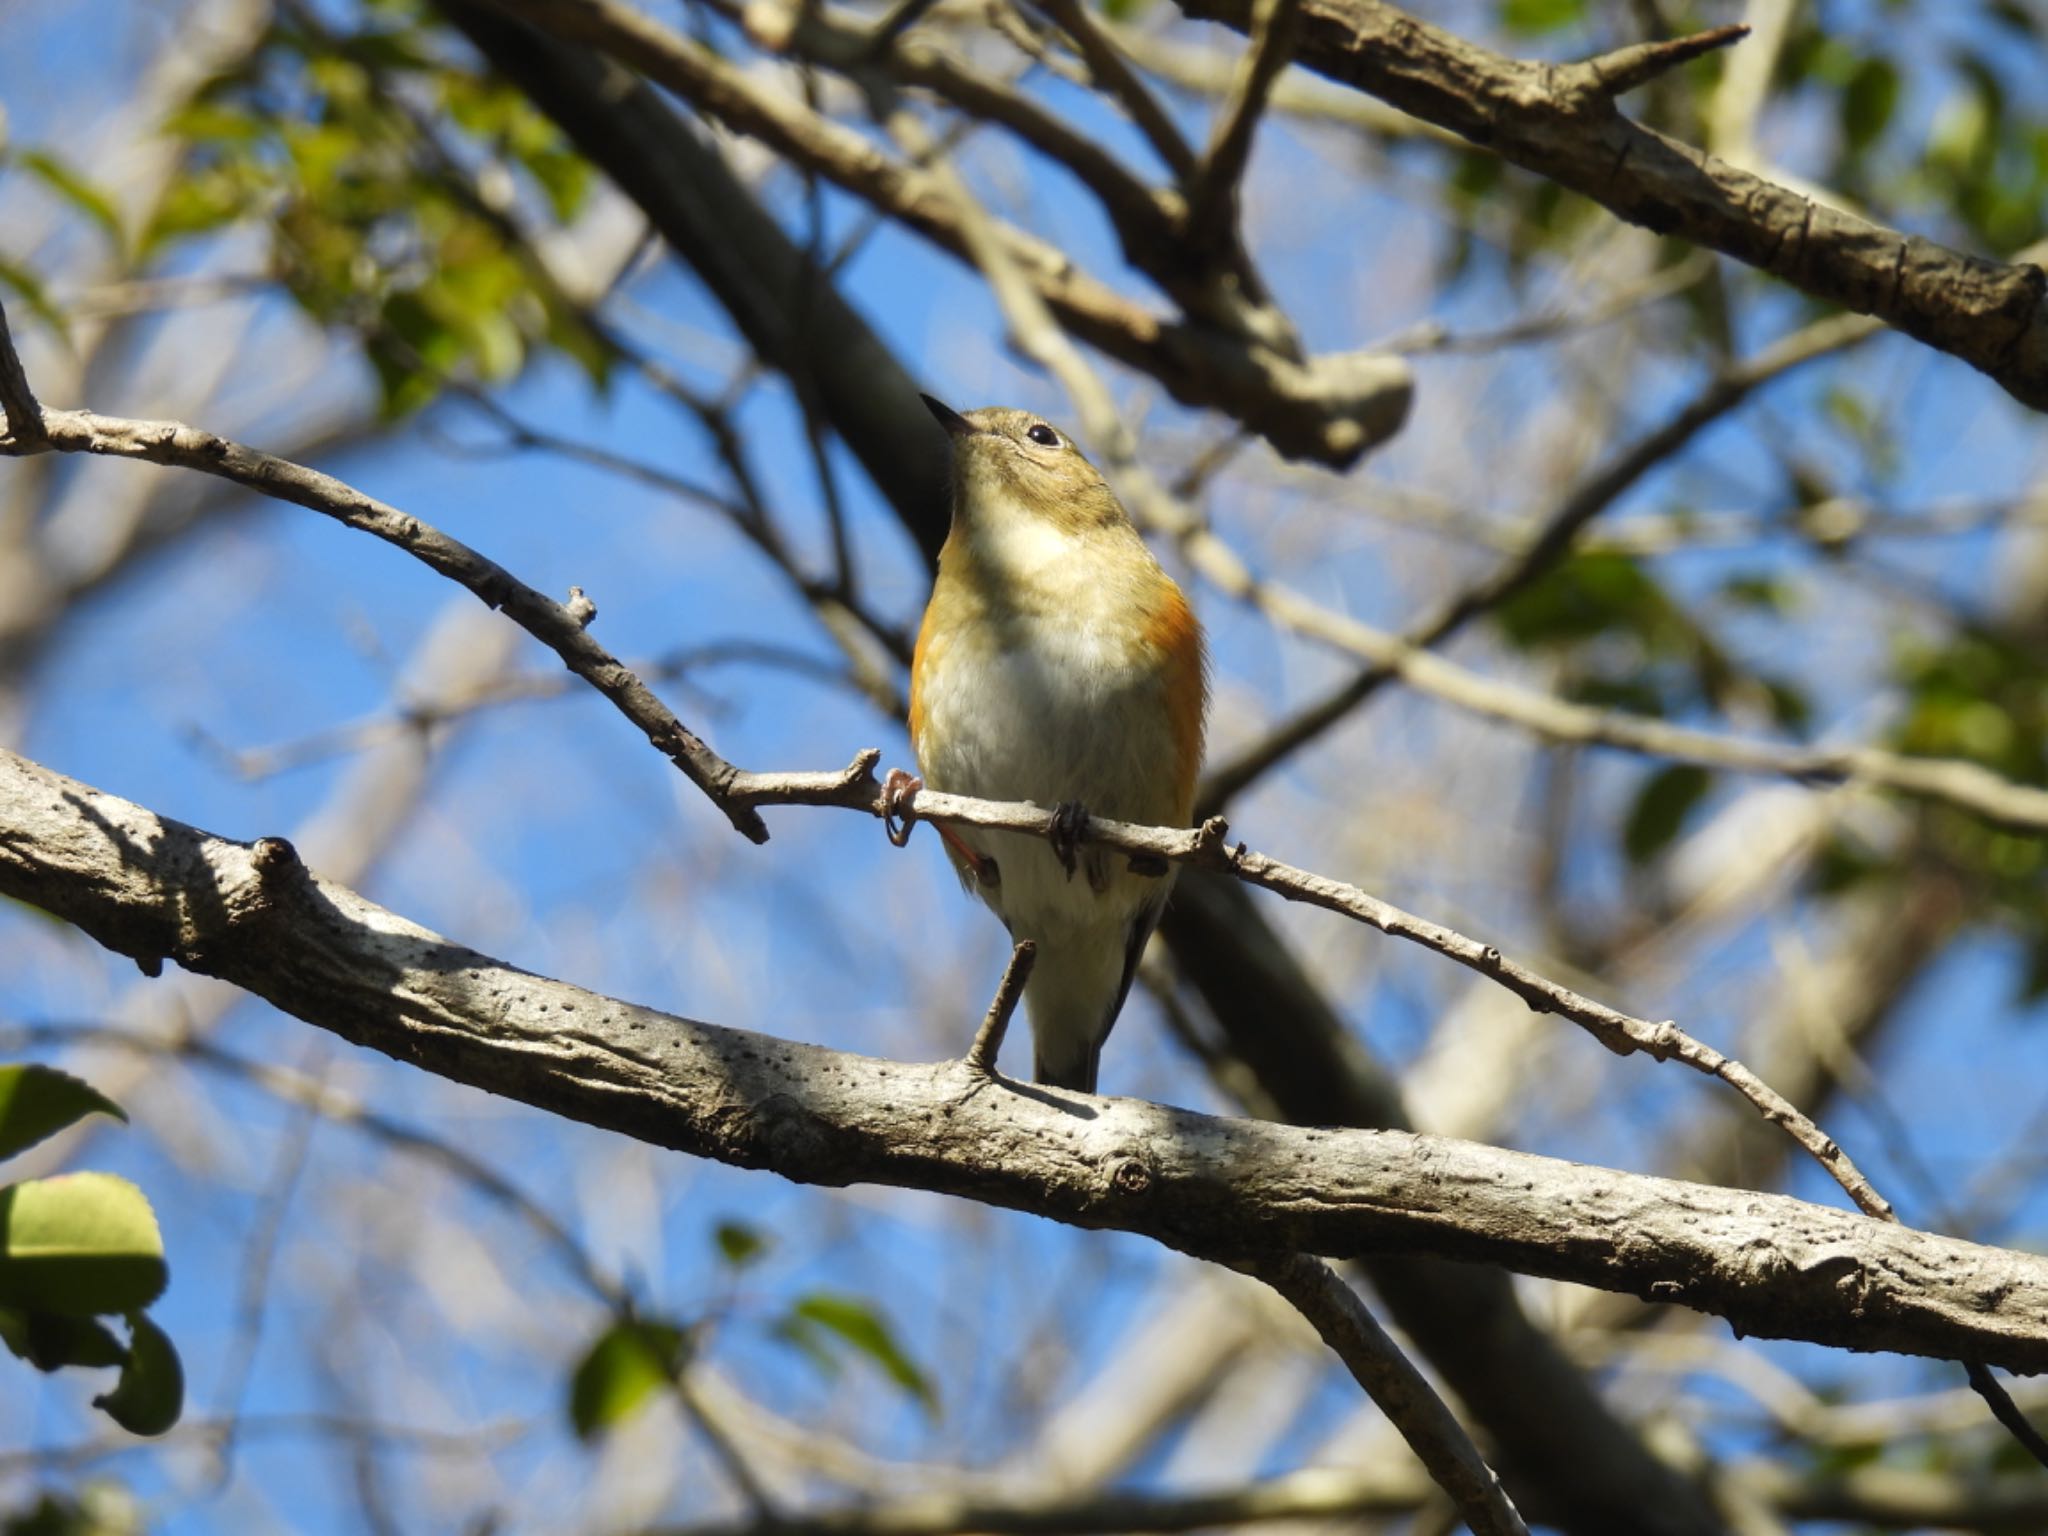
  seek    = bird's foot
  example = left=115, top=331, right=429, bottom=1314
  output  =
left=1128, top=853, right=1169, bottom=877
left=1049, top=800, right=1089, bottom=881
left=947, top=826, right=1000, bottom=888
left=885, top=769, right=1000, bottom=885
left=882, top=768, right=922, bottom=848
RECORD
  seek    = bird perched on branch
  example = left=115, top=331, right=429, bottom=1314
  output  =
left=888, top=396, right=1207, bottom=1093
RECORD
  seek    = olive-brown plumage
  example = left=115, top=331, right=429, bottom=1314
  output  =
left=906, top=397, right=1206, bottom=1092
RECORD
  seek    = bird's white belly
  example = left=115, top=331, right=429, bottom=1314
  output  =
left=916, top=614, right=1176, bottom=936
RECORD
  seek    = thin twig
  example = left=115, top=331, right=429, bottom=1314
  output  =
left=0, top=391, right=769, bottom=841
left=729, top=760, right=1909, bottom=1223
left=1, top=1021, right=632, bottom=1311
left=1199, top=311, right=1882, bottom=807
left=1572, top=23, right=1750, bottom=102
left=1030, top=0, right=1198, bottom=179
left=1373, top=250, right=1712, bottom=355
left=209, top=1066, right=323, bottom=1486
left=968, top=941, right=1036, bottom=1075
left=1237, top=1254, right=1526, bottom=1536
left=677, top=1375, right=783, bottom=1517
left=194, top=641, right=894, bottom=781
left=861, top=0, right=944, bottom=56
left=1182, top=0, right=1301, bottom=257
left=0, top=303, right=47, bottom=448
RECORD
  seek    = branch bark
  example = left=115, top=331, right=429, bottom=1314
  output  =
left=1169, top=0, right=2048, bottom=412
left=452, top=0, right=1412, bottom=466
left=8, top=744, right=2048, bottom=1373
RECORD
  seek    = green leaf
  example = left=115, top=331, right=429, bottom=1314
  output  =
left=1, top=1488, right=145, bottom=1536
left=713, top=1220, right=768, bottom=1269
left=0, top=1174, right=167, bottom=1316
left=1840, top=57, right=1899, bottom=154
left=141, top=162, right=257, bottom=255
left=788, top=1294, right=935, bottom=1414
left=0, top=1306, right=127, bottom=1371
left=93, top=1311, right=183, bottom=1436
left=0, top=1065, right=126, bottom=1161
left=1717, top=573, right=1796, bottom=614
left=14, top=150, right=125, bottom=258
left=567, top=1319, right=689, bottom=1440
left=0, top=256, right=70, bottom=341
left=1623, top=765, right=1712, bottom=865
left=1497, top=551, right=1667, bottom=651
left=1501, top=0, right=1583, bottom=32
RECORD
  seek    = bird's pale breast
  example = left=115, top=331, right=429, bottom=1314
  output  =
left=913, top=554, right=1188, bottom=933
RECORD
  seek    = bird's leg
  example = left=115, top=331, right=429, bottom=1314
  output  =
left=1048, top=801, right=1089, bottom=880
left=1127, top=853, right=1169, bottom=877
left=881, top=768, right=923, bottom=847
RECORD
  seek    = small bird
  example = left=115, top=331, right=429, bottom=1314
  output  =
left=893, top=395, right=1206, bottom=1093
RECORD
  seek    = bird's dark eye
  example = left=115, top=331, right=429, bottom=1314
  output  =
left=1026, top=423, right=1061, bottom=448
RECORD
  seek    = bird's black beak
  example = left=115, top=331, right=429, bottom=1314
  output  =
left=920, top=394, right=977, bottom=438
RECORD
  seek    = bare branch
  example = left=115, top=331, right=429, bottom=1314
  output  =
left=1575, top=24, right=1750, bottom=101
left=969, top=941, right=1037, bottom=1076
left=1170, top=0, right=2048, bottom=413
left=1199, top=310, right=1880, bottom=807
left=1031, top=0, right=1198, bottom=181
left=1182, top=0, right=1302, bottom=259
left=12, top=742, right=2048, bottom=1373
left=0, top=398, right=771, bottom=842
left=1238, top=1254, right=1525, bottom=1536
left=457, top=0, right=1410, bottom=465
left=0, top=303, right=47, bottom=448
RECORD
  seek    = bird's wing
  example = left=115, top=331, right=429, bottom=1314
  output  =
left=1141, top=579, right=1209, bottom=822
left=1102, top=881, right=1171, bottom=1059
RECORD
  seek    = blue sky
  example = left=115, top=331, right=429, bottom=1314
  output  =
left=6, top=0, right=2048, bottom=1529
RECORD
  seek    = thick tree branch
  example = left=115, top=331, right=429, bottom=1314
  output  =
left=1170, top=0, right=2048, bottom=412
left=0, top=332, right=2019, bottom=1262
left=455, top=0, right=1412, bottom=466
left=0, top=350, right=1959, bottom=1263
left=7, top=744, right=2048, bottom=1370
left=438, top=0, right=955, bottom=562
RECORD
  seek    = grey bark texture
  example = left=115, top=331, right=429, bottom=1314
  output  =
left=1173, top=0, right=2048, bottom=412
left=7, top=744, right=2048, bottom=1375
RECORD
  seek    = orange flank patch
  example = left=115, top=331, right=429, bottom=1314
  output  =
left=907, top=601, right=938, bottom=751
left=1142, top=580, right=1208, bottom=819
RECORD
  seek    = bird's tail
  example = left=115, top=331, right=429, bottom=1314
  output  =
left=1033, top=1037, right=1102, bottom=1095
left=1021, top=923, right=1137, bottom=1094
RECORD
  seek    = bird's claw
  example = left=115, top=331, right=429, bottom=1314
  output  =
left=882, top=768, right=922, bottom=848
left=1049, top=800, right=1089, bottom=880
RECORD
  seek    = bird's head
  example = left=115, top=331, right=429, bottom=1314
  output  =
left=921, top=395, right=1126, bottom=537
